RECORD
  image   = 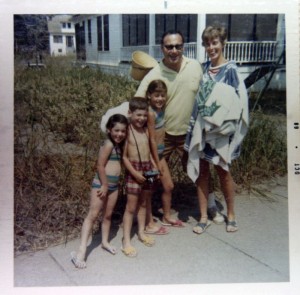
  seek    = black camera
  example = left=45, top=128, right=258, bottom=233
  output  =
left=143, top=170, right=160, bottom=184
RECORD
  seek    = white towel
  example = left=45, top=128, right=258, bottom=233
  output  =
left=187, top=82, right=245, bottom=182
left=100, top=101, right=129, bottom=133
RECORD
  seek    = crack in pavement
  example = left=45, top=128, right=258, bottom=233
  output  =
left=207, top=233, right=289, bottom=280
left=48, top=251, right=78, bottom=285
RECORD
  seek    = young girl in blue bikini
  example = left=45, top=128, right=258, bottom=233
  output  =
left=71, top=114, right=128, bottom=268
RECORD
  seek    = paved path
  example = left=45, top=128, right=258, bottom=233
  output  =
left=13, top=176, right=291, bottom=292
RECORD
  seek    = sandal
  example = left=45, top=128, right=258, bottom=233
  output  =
left=101, top=244, right=117, bottom=255
left=144, top=226, right=169, bottom=235
left=70, top=251, right=86, bottom=269
left=226, top=220, right=238, bottom=232
left=121, top=246, right=137, bottom=257
left=161, top=219, right=185, bottom=227
left=138, top=235, right=155, bottom=247
left=193, top=220, right=211, bottom=234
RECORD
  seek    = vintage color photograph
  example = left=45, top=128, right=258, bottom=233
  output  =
left=1, top=1, right=300, bottom=295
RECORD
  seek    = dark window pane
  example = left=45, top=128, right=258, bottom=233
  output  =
left=97, top=16, right=103, bottom=50
left=88, top=19, right=92, bottom=44
left=122, top=14, right=149, bottom=46
left=104, top=14, right=109, bottom=50
left=155, top=14, right=197, bottom=44
left=206, top=14, right=278, bottom=41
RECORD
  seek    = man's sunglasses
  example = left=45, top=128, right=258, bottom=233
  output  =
left=163, top=44, right=183, bottom=51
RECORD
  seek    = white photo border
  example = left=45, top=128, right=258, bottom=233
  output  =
left=1, top=0, right=299, bottom=294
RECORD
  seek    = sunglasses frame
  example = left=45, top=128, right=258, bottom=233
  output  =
left=163, top=44, right=184, bottom=51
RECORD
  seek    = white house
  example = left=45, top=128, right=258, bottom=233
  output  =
left=71, top=14, right=285, bottom=91
left=47, top=15, right=76, bottom=56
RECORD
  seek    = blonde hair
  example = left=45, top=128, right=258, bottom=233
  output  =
left=201, top=26, right=227, bottom=47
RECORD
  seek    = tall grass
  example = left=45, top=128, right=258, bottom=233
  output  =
left=14, top=56, right=138, bottom=254
left=231, top=111, right=287, bottom=190
left=14, top=56, right=287, bottom=254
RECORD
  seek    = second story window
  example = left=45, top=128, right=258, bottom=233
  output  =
left=97, top=15, right=109, bottom=51
left=62, top=22, right=66, bottom=28
left=67, top=22, right=71, bottom=29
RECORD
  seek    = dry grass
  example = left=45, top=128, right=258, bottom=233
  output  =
left=14, top=56, right=287, bottom=255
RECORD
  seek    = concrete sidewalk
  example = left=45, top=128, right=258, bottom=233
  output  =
left=14, top=176, right=289, bottom=287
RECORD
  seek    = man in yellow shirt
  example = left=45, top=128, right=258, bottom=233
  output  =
left=135, top=30, right=224, bottom=225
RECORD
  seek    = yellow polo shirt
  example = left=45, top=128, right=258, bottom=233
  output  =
left=135, top=56, right=203, bottom=136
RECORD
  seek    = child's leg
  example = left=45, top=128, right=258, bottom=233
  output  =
left=101, top=190, right=118, bottom=253
left=159, top=158, right=177, bottom=224
left=137, top=190, right=149, bottom=238
left=74, top=188, right=104, bottom=266
left=145, top=190, right=169, bottom=234
left=122, top=193, right=138, bottom=249
left=215, top=166, right=236, bottom=223
left=137, top=190, right=155, bottom=246
left=145, top=192, right=156, bottom=228
left=146, top=158, right=174, bottom=235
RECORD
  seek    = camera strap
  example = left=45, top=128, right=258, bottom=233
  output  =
left=129, top=124, right=147, bottom=172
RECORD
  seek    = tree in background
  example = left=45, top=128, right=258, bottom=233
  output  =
left=14, top=14, right=49, bottom=62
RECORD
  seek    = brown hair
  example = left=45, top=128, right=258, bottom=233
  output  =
left=201, top=26, right=227, bottom=47
left=129, top=97, right=149, bottom=112
left=146, top=79, right=167, bottom=97
left=106, top=114, right=128, bottom=130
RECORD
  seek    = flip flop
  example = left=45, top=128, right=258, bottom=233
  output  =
left=226, top=220, right=238, bottom=232
left=193, top=220, right=211, bottom=234
left=161, top=219, right=185, bottom=227
left=144, top=226, right=169, bottom=235
left=121, top=246, right=137, bottom=257
left=101, top=244, right=117, bottom=255
left=70, top=251, right=86, bottom=269
left=138, top=235, right=155, bottom=247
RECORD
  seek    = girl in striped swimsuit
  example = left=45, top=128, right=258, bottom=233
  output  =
left=71, top=114, right=128, bottom=268
left=145, top=80, right=184, bottom=235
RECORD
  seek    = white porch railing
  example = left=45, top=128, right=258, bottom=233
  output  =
left=223, top=41, right=278, bottom=63
left=120, top=41, right=278, bottom=64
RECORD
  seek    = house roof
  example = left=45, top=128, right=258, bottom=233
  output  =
left=47, top=15, right=73, bottom=34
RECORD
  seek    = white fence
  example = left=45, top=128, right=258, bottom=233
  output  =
left=223, top=41, right=278, bottom=63
left=121, top=41, right=278, bottom=64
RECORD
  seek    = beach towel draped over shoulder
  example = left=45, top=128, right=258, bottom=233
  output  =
left=100, top=101, right=129, bottom=133
left=184, top=70, right=249, bottom=183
